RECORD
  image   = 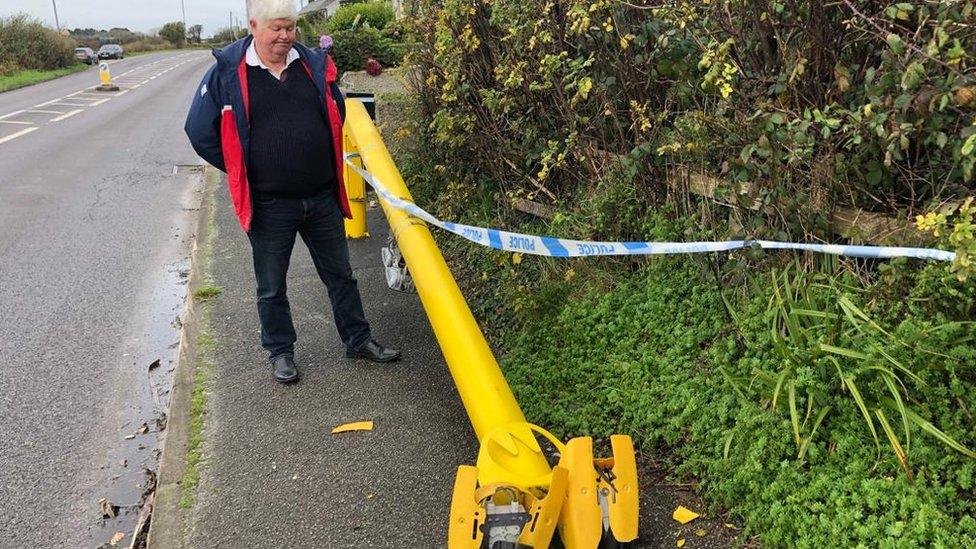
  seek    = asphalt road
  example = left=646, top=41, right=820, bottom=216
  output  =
left=0, top=51, right=213, bottom=548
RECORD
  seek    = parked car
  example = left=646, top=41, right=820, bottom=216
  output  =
left=74, top=47, right=97, bottom=65
left=97, top=44, right=124, bottom=60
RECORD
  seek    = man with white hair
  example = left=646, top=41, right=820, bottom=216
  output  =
left=185, top=0, right=400, bottom=384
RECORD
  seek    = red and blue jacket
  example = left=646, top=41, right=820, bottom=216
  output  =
left=184, top=36, right=351, bottom=232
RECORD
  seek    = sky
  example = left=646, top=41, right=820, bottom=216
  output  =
left=0, top=0, right=311, bottom=37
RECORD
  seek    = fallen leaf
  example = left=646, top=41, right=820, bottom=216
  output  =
left=98, top=498, right=119, bottom=519
left=673, top=505, right=700, bottom=525
left=724, top=523, right=737, bottom=529
left=331, top=421, right=374, bottom=434
left=366, top=493, right=374, bottom=499
left=676, top=539, right=685, bottom=548
left=109, top=532, right=124, bottom=546
left=696, top=528, right=707, bottom=537
left=564, top=268, right=575, bottom=282
left=512, top=252, right=523, bottom=265
left=136, top=423, right=149, bottom=435
left=148, top=359, right=160, bottom=371
left=120, top=459, right=127, bottom=468
left=292, top=473, right=298, bottom=480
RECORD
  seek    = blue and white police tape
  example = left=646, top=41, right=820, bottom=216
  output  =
left=343, top=156, right=955, bottom=262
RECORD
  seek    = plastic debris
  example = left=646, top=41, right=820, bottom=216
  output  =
left=673, top=505, right=700, bottom=525
left=331, top=421, right=374, bottom=434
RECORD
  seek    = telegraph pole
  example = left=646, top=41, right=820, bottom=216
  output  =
left=181, top=0, right=187, bottom=31
left=51, top=0, right=61, bottom=31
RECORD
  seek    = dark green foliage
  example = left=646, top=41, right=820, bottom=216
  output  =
left=323, top=1, right=396, bottom=34
left=329, top=27, right=402, bottom=75
left=0, top=13, right=75, bottom=74
left=389, top=2, right=976, bottom=545
left=159, top=21, right=186, bottom=47
left=496, top=255, right=976, bottom=547
left=407, top=0, right=976, bottom=241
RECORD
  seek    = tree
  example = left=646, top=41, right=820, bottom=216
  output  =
left=209, top=26, right=244, bottom=44
left=159, top=21, right=185, bottom=47
left=187, top=24, right=203, bottom=44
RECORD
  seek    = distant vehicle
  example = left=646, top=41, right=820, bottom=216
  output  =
left=98, top=44, right=124, bottom=60
left=74, top=47, right=97, bottom=65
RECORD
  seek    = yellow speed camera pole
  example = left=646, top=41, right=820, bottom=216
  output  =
left=344, top=99, right=638, bottom=549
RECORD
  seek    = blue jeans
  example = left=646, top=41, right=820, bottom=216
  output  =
left=247, top=188, right=371, bottom=360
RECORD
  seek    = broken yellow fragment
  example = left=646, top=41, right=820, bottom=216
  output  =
left=673, top=505, right=700, bottom=525
left=331, top=421, right=374, bottom=434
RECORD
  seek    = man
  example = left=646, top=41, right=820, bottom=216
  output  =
left=185, top=0, right=400, bottom=384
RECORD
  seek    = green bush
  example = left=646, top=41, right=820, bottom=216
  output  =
left=390, top=72, right=976, bottom=545
left=0, top=13, right=75, bottom=72
left=408, top=0, right=976, bottom=243
left=324, top=2, right=395, bottom=34
left=330, top=27, right=402, bottom=75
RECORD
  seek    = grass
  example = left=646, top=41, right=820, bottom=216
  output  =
left=128, top=45, right=210, bottom=58
left=0, top=63, right=91, bottom=93
left=192, top=284, right=223, bottom=301
left=181, top=327, right=214, bottom=509
left=180, top=169, right=219, bottom=510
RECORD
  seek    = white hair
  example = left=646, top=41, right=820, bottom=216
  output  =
left=247, top=0, right=298, bottom=22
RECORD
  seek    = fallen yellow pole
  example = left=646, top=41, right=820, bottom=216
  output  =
left=344, top=99, right=638, bottom=548
left=345, top=100, right=527, bottom=439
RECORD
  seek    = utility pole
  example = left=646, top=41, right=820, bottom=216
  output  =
left=180, top=0, right=187, bottom=31
left=51, top=0, right=60, bottom=31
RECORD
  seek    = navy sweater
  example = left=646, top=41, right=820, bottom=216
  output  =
left=246, top=62, right=335, bottom=198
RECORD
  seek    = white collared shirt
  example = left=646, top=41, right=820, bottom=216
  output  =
left=245, top=42, right=300, bottom=80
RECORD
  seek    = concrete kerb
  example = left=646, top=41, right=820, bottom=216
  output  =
left=146, top=166, right=218, bottom=549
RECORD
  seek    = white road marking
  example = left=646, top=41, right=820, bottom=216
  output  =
left=88, top=98, right=111, bottom=106
left=50, top=109, right=83, bottom=122
left=51, top=102, right=89, bottom=107
left=0, top=127, right=38, bottom=144
left=0, top=110, right=25, bottom=120
left=32, top=99, right=62, bottom=108
left=28, top=109, right=63, bottom=114
left=0, top=120, right=33, bottom=125
left=114, top=90, right=130, bottom=97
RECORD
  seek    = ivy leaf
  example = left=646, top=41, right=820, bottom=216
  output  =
left=886, top=34, right=906, bottom=55
left=900, top=62, right=925, bottom=91
left=867, top=170, right=883, bottom=186
left=962, top=135, right=976, bottom=157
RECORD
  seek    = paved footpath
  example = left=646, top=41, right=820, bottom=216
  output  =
left=179, top=182, right=478, bottom=547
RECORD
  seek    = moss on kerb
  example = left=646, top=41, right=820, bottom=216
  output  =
left=180, top=169, right=219, bottom=510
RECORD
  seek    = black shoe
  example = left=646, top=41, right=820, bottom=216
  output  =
left=271, top=355, right=299, bottom=383
left=346, top=338, right=401, bottom=363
